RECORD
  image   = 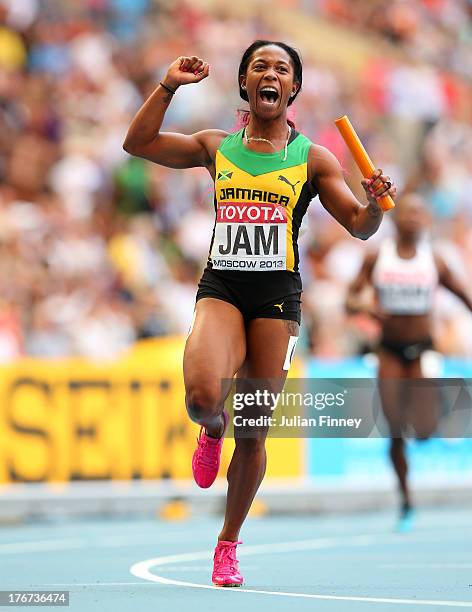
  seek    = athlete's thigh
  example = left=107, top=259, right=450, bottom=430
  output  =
left=184, top=298, right=246, bottom=399
left=405, top=358, right=440, bottom=439
left=235, top=318, right=299, bottom=434
left=377, top=350, right=408, bottom=437
left=244, top=318, right=299, bottom=379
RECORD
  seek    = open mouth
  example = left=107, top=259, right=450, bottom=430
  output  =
left=258, top=86, right=279, bottom=104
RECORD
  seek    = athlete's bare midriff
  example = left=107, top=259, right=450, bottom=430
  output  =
left=381, top=314, right=432, bottom=343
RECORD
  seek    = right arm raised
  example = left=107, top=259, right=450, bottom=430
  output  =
left=123, top=56, right=226, bottom=169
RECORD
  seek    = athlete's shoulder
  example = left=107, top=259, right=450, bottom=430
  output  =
left=195, top=129, right=230, bottom=162
left=196, top=129, right=229, bottom=147
left=307, top=143, right=340, bottom=169
left=304, top=143, right=341, bottom=185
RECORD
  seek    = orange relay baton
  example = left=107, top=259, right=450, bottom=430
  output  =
left=335, top=115, right=395, bottom=211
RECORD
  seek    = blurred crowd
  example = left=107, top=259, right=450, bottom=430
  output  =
left=0, top=0, right=471, bottom=360
left=317, top=0, right=472, bottom=77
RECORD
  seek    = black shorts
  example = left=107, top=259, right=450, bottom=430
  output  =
left=379, top=336, right=434, bottom=364
left=196, top=267, right=302, bottom=324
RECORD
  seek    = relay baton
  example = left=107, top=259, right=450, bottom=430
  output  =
left=335, top=115, right=395, bottom=211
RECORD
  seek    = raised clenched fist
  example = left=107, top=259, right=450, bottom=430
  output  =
left=161, top=56, right=210, bottom=91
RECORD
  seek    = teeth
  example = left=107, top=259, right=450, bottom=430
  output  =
left=260, top=87, right=278, bottom=94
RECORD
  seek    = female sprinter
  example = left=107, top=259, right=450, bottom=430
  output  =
left=124, top=40, right=395, bottom=586
left=347, top=193, right=472, bottom=531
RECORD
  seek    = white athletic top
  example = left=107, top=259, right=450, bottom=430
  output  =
left=372, top=237, right=438, bottom=315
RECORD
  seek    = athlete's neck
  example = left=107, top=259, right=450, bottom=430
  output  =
left=245, top=114, right=290, bottom=144
left=397, top=233, right=419, bottom=247
left=396, top=234, right=418, bottom=258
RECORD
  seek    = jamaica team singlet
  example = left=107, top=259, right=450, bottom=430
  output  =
left=207, top=128, right=314, bottom=273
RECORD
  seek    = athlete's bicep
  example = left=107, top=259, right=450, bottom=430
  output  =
left=123, top=129, right=226, bottom=169
left=310, top=145, right=360, bottom=233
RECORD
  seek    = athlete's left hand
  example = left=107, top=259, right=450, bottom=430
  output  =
left=361, top=169, right=396, bottom=207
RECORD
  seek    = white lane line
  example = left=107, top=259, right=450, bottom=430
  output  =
left=0, top=524, right=468, bottom=556
left=130, top=534, right=472, bottom=608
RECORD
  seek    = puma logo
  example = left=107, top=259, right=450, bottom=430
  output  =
left=278, top=175, right=300, bottom=195
left=274, top=302, right=284, bottom=312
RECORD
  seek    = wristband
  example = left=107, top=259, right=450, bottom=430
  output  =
left=159, top=81, right=176, bottom=95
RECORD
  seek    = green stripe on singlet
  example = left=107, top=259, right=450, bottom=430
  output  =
left=218, top=128, right=311, bottom=176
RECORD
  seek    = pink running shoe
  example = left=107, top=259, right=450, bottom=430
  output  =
left=192, top=411, right=228, bottom=489
left=212, top=540, right=243, bottom=587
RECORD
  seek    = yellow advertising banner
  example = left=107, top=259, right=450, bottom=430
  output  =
left=0, top=338, right=303, bottom=483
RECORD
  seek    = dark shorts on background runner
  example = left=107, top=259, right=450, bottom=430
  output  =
left=379, top=336, right=434, bottom=364
left=196, top=267, right=302, bottom=324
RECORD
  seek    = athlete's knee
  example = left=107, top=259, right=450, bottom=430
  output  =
left=185, top=383, right=221, bottom=424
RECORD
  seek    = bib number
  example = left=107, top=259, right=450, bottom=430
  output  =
left=211, top=202, right=287, bottom=271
